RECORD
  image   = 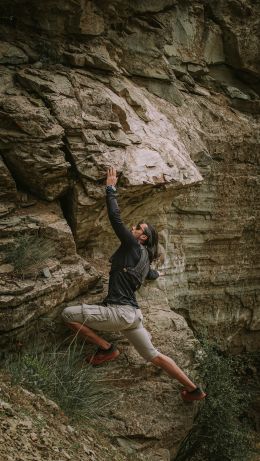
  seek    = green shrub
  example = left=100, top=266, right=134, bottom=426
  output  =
left=5, top=341, right=117, bottom=421
left=5, top=234, right=54, bottom=274
left=174, top=340, right=253, bottom=461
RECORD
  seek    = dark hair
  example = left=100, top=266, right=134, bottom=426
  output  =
left=142, top=222, right=159, bottom=263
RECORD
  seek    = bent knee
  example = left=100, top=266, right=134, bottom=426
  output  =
left=61, top=305, right=82, bottom=323
left=61, top=307, right=71, bottom=322
left=150, top=352, right=163, bottom=365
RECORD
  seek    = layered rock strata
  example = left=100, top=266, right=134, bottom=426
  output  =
left=0, top=0, right=259, bottom=457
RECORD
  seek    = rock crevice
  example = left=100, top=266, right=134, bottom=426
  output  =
left=0, top=0, right=259, bottom=458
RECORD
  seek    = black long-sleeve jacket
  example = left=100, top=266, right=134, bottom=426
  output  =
left=103, top=187, right=159, bottom=308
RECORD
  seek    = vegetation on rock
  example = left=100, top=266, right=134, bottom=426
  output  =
left=5, top=340, right=118, bottom=422
left=174, top=339, right=256, bottom=461
left=5, top=233, right=54, bottom=275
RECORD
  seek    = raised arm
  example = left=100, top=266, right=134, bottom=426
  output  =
left=106, top=167, right=137, bottom=246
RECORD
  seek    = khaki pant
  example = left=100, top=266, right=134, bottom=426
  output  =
left=62, top=303, right=159, bottom=362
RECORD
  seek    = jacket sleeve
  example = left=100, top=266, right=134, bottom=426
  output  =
left=146, top=268, right=159, bottom=280
left=106, top=187, right=138, bottom=246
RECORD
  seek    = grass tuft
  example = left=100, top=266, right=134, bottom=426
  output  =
left=5, top=341, right=117, bottom=422
left=5, top=234, right=54, bottom=274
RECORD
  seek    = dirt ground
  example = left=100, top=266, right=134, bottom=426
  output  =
left=0, top=371, right=128, bottom=461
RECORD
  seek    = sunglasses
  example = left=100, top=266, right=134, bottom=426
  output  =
left=136, top=223, right=150, bottom=239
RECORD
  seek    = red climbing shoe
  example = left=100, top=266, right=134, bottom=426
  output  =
left=181, top=387, right=207, bottom=402
left=86, top=344, right=120, bottom=366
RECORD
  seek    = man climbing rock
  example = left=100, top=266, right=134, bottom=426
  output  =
left=62, top=167, right=206, bottom=402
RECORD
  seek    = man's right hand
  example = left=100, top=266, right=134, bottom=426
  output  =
left=106, top=167, right=118, bottom=187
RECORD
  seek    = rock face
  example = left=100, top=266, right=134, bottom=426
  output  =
left=0, top=0, right=259, bottom=458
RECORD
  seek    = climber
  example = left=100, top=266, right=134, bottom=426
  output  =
left=62, top=167, right=206, bottom=402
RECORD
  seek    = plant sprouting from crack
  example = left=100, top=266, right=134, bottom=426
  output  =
left=5, top=234, right=54, bottom=274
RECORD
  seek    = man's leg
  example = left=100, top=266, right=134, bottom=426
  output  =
left=124, top=326, right=196, bottom=388
left=62, top=304, right=120, bottom=365
left=67, top=321, right=111, bottom=350
left=124, top=326, right=206, bottom=400
left=151, top=353, right=196, bottom=391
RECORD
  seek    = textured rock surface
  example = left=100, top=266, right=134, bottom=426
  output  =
left=0, top=0, right=259, bottom=457
left=0, top=200, right=100, bottom=345
left=0, top=371, right=128, bottom=461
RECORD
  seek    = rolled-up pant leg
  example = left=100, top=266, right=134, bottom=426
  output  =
left=62, top=304, right=159, bottom=362
left=123, top=325, right=159, bottom=362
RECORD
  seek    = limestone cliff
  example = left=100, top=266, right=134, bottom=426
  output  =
left=0, top=0, right=259, bottom=458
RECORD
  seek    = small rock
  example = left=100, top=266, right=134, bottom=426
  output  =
left=42, top=267, right=51, bottom=278
left=192, top=150, right=213, bottom=167
left=67, top=425, right=75, bottom=433
left=30, top=432, right=38, bottom=441
left=225, top=86, right=250, bottom=100
left=62, top=450, right=71, bottom=460
left=231, top=99, right=260, bottom=114
left=116, top=437, right=135, bottom=454
left=32, top=61, right=43, bottom=69
left=0, top=264, right=14, bottom=274
left=187, top=63, right=208, bottom=77
left=192, top=85, right=211, bottom=97
left=83, top=444, right=95, bottom=455
left=149, top=448, right=171, bottom=460
left=0, top=400, right=14, bottom=416
left=86, top=435, right=94, bottom=442
left=0, top=41, right=28, bottom=64
left=180, top=74, right=195, bottom=87
left=39, top=394, right=59, bottom=411
left=63, top=52, right=86, bottom=67
left=128, top=133, right=142, bottom=144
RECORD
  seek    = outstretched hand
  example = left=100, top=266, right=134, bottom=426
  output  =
left=106, top=167, right=118, bottom=187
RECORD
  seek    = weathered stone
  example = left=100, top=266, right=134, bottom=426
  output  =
left=128, top=57, right=172, bottom=80
left=85, top=46, right=118, bottom=72
left=2, top=145, right=70, bottom=201
left=0, top=92, right=71, bottom=200
left=110, top=78, right=152, bottom=122
left=17, top=69, right=74, bottom=98
left=0, top=1, right=259, bottom=458
left=63, top=52, right=86, bottom=67
left=203, top=21, right=225, bottom=65
left=136, top=78, right=183, bottom=107
left=79, top=1, right=105, bottom=35
left=0, top=41, right=28, bottom=64
left=207, top=0, right=260, bottom=79
left=64, top=47, right=118, bottom=72
left=225, top=86, right=250, bottom=100
left=0, top=264, right=14, bottom=274
left=42, top=267, right=51, bottom=278
left=187, top=64, right=208, bottom=77
left=0, top=201, right=100, bottom=337
left=180, top=74, right=195, bottom=87
left=148, top=449, right=171, bottom=461
left=231, top=99, right=260, bottom=114
left=127, top=0, right=176, bottom=14
left=167, top=56, right=187, bottom=77
left=0, top=370, right=127, bottom=461
left=0, top=156, right=17, bottom=215
left=16, top=191, right=37, bottom=208
left=191, top=85, right=211, bottom=97
left=48, top=95, right=84, bottom=129
left=159, top=4, right=206, bottom=64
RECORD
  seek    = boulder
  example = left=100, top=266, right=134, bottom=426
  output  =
left=0, top=41, right=28, bottom=64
